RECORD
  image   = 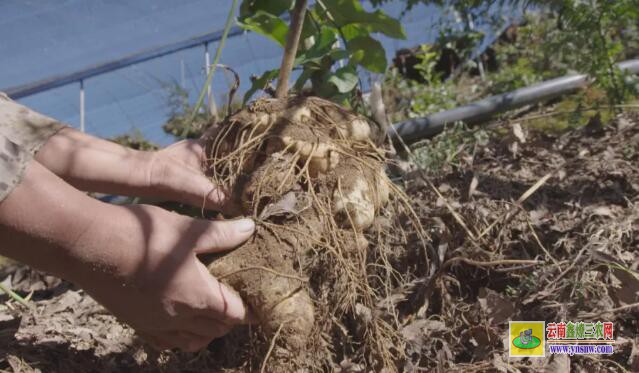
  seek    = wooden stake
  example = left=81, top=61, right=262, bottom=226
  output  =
left=275, top=0, right=308, bottom=98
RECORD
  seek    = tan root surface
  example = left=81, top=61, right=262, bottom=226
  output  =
left=202, top=96, right=425, bottom=371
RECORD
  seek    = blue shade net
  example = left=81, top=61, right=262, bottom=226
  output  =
left=0, top=0, right=505, bottom=145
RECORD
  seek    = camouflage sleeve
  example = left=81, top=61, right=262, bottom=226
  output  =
left=0, top=92, right=66, bottom=201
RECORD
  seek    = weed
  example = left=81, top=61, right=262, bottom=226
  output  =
left=111, top=130, right=160, bottom=151
left=411, top=122, right=488, bottom=172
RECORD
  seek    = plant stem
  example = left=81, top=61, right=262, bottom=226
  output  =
left=184, top=0, right=238, bottom=137
left=0, top=282, right=31, bottom=309
left=275, top=0, right=308, bottom=98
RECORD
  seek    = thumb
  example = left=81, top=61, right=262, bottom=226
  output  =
left=192, top=218, right=255, bottom=254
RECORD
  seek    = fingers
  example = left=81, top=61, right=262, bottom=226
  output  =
left=151, top=155, right=228, bottom=209
left=170, top=162, right=228, bottom=209
left=190, top=218, right=255, bottom=253
left=136, top=266, right=246, bottom=352
left=195, top=261, right=249, bottom=325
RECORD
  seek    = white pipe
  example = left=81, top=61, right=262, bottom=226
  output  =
left=390, top=59, right=639, bottom=145
left=80, top=79, right=85, bottom=133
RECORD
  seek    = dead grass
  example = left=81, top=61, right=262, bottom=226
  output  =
left=392, top=111, right=639, bottom=371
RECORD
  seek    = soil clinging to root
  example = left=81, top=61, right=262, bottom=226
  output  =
left=201, top=95, right=425, bottom=371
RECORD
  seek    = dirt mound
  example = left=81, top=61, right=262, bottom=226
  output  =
left=0, top=111, right=637, bottom=372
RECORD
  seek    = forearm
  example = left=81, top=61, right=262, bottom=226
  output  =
left=35, top=127, right=157, bottom=197
left=0, top=160, right=126, bottom=284
left=36, top=128, right=226, bottom=209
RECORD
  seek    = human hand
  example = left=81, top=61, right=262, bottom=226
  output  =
left=36, top=128, right=227, bottom=210
left=73, top=203, right=255, bottom=352
left=0, top=161, right=256, bottom=352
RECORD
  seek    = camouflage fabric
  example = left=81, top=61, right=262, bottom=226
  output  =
left=0, top=92, right=66, bottom=201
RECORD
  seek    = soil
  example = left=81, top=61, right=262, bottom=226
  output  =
left=1, top=110, right=638, bottom=372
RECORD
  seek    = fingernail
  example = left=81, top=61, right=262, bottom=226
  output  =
left=235, top=218, right=255, bottom=233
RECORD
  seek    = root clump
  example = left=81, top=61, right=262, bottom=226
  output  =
left=202, top=96, right=421, bottom=371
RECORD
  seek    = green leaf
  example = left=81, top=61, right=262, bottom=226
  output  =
left=297, top=48, right=348, bottom=67
left=328, top=65, right=359, bottom=93
left=239, top=11, right=289, bottom=47
left=294, top=68, right=314, bottom=91
left=320, top=0, right=406, bottom=39
left=244, top=69, right=279, bottom=103
left=341, top=24, right=369, bottom=41
left=300, top=9, right=319, bottom=42
left=346, top=36, right=387, bottom=73
left=295, top=27, right=339, bottom=64
left=240, top=0, right=292, bottom=17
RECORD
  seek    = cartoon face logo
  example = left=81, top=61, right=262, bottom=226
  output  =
left=509, top=321, right=545, bottom=357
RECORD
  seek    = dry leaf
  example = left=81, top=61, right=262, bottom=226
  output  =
left=258, top=191, right=309, bottom=220
left=478, top=288, right=515, bottom=325
left=544, top=354, right=570, bottom=373
left=609, top=268, right=639, bottom=306
left=401, top=319, right=446, bottom=346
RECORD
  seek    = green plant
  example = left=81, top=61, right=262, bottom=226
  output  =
left=0, top=280, right=31, bottom=309
left=380, top=0, right=639, bottom=104
left=483, top=14, right=560, bottom=95
left=411, top=121, right=488, bottom=171
left=413, top=45, right=441, bottom=85
left=188, top=0, right=239, bottom=126
left=239, top=0, right=406, bottom=105
left=409, top=45, right=458, bottom=115
left=522, top=86, right=617, bottom=133
left=160, top=81, right=213, bottom=139
left=172, top=0, right=238, bottom=138
left=158, top=64, right=244, bottom=139
left=371, top=0, right=540, bottom=58
left=487, top=2, right=639, bottom=107
left=554, top=0, right=639, bottom=107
